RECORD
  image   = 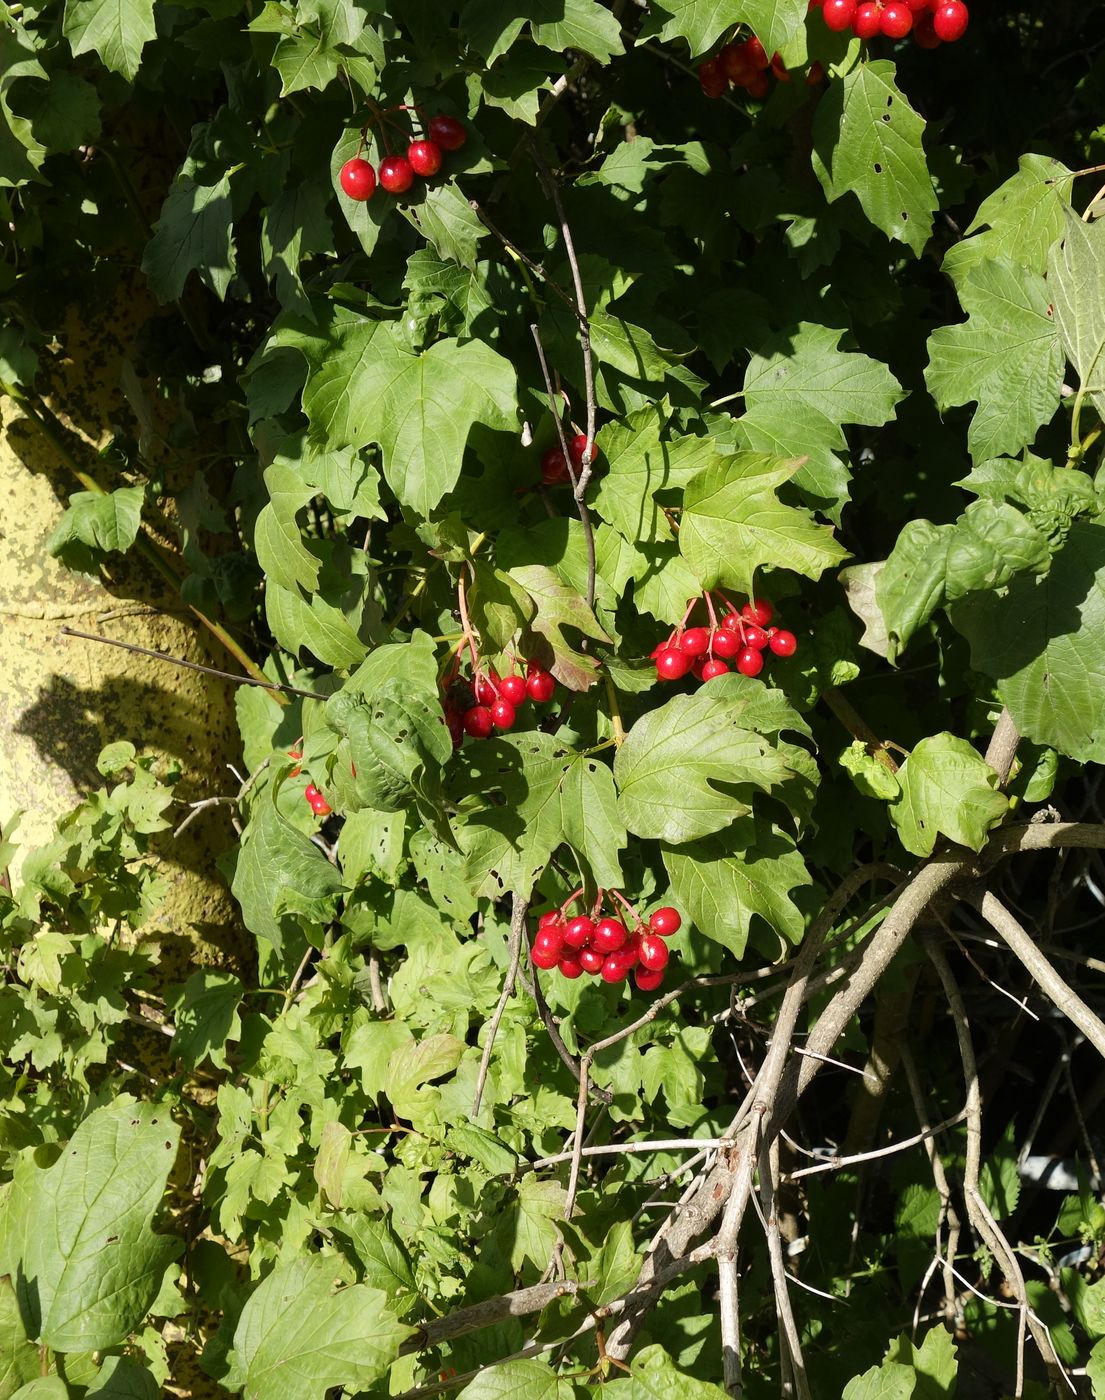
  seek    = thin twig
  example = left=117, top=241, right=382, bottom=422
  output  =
left=60, top=626, right=325, bottom=700
left=984, top=708, right=1021, bottom=786
left=473, top=893, right=529, bottom=1115
left=530, top=1137, right=729, bottom=1171
left=760, top=1137, right=811, bottom=1400
left=786, top=1109, right=969, bottom=1180
left=175, top=758, right=270, bottom=837
left=530, top=970, right=613, bottom=1105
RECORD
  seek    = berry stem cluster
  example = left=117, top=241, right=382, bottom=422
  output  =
left=816, top=0, right=968, bottom=44
left=531, top=891, right=683, bottom=992
left=340, top=112, right=468, bottom=203
left=653, top=592, right=797, bottom=684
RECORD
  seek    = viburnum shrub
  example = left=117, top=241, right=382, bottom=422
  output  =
left=4, top=1, right=1105, bottom=1397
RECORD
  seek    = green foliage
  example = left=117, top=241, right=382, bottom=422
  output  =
left=5, top=0, right=1105, bottom=1394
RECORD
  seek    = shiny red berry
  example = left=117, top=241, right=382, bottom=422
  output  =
left=638, top=933, right=670, bottom=972
left=880, top=1, right=913, bottom=34
left=531, top=940, right=560, bottom=969
left=635, top=966, right=665, bottom=992
left=852, top=1, right=881, bottom=34
left=656, top=648, right=691, bottom=681
left=742, top=598, right=774, bottom=627
left=742, top=624, right=770, bottom=650
left=745, top=35, right=770, bottom=68
left=474, top=673, right=499, bottom=705
left=932, top=0, right=967, bottom=39
left=579, top=946, right=605, bottom=974
left=490, top=698, right=516, bottom=731
left=701, top=658, right=730, bottom=681
left=601, top=950, right=633, bottom=983
left=304, top=783, right=321, bottom=803
left=569, top=434, right=597, bottom=469
left=339, top=157, right=376, bottom=200
left=526, top=668, right=556, bottom=703
left=428, top=114, right=467, bottom=150
left=462, top=705, right=493, bottom=739
left=679, top=627, right=711, bottom=657
left=822, top=0, right=857, bottom=29
left=769, top=629, right=798, bottom=657
left=736, top=648, right=764, bottom=678
left=650, top=907, right=682, bottom=937
left=541, top=447, right=569, bottom=485
left=498, top=674, right=527, bottom=706
left=593, top=917, right=628, bottom=953
left=564, top=916, right=595, bottom=949
left=379, top=155, right=414, bottom=194
left=711, top=629, right=741, bottom=659
left=310, top=795, right=332, bottom=816
left=538, top=910, right=561, bottom=927
left=559, top=954, right=584, bottom=979
left=407, top=139, right=442, bottom=177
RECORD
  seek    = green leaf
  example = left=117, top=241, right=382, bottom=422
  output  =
left=979, top=1123, right=1020, bottom=1221
left=662, top=818, right=811, bottom=958
left=888, top=733, right=1007, bottom=857
left=19, top=1100, right=180, bottom=1351
left=510, top=563, right=611, bottom=691
left=456, top=1357, right=576, bottom=1399
left=261, top=183, right=334, bottom=308
left=887, top=1327, right=958, bottom=1400
left=462, top=0, right=622, bottom=64
left=839, top=740, right=901, bottom=801
left=228, top=1256, right=412, bottom=1400
left=401, top=184, right=488, bottom=271
left=45, top=486, right=144, bottom=570
left=680, top=451, right=848, bottom=601
left=812, top=61, right=937, bottom=256
left=231, top=791, right=344, bottom=952
left=9, top=1381, right=68, bottom=1400
left=325, top=681, right=450, bottom=816
left=603, top=1344, right=730, bottom=1398
left=450, top=732, right=625, bottom=897
left=614, top=675, right=813, bottom=843
left=510, top=1177, right=567, bottom=1272
left=274, top=310, right=517, bottom=517
left=254, top=463, right=322, bottom=594
left=469, top=563, right=536, bottom=651
left=841, top=1363, right=918, bottom=1400
left=384, top=1033, right=466, bottom=1123
left=63, top=0, right=156, bottom=82
left=0, top=28, right=47, bottom=187
left=592, top=408, right=721, bottom=545
left=265, top=583, right=370, bottom=670
left=925, top=259, right=1063, bottom=463
left=0, top=1276, right=38, bottom=1399
left=141, top=173, right=237, bottom=303
left=85, top=1357, right=159, bottom=1399
left=943, top=153, right=1072, bottom=285
left=1048, top=206, right=1105, bottom=425
left=640, top=0, right=806, bottom=60
left=952, top=523, right=1105, bottom=762
left=169, top=970, right=243, bottom=1071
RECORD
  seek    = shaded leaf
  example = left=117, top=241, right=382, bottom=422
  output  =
left=888, top=733, right=1007, bottom=856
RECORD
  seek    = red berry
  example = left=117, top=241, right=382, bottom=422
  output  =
left=656, top=648, right=691, bottom=682
left=635, top=966, right=665, bottom=992
left=532, top=941, right=560, bottom=970
left=745, top=71, right=770, bottom=99
left=579, top=946, right=605, bottom=974
left=428, top=114, right=467, bottom=151
left=446, top=709, right=464, bottom=747
left=932, top=0, right=967, bottom=39
left=490, top=698, right=516, bottom=731
left=769, top=629, right=798, bottom=657
left=339, top=157, right=376, bottom=201
left=822, top=0, right=857, bottom=29
left=770, top=52, right=790, bottom=81
left=379, top=155, right=414, bottom=194
left=903, top=0, right=927, bottom=9
left=806, top=61, right=825, bottom=84
left=593, top=917, right=628, bottom=953
left=745, top=35, right=770, bottom=68
left=559, top=954, right=584, bottom=979
left=310, top=795, right=332, bottom=816
left=525, top=668, right=556, bottom=703
left=701, top=658, right=730, bottom=681
left=880, top=1, right=912, bottom=34
left=600, top=951, right=633, bottom=983
left=711, top=629, right=741, bottom=659
left=568, top=434, right=597, bottom=469
left=304, top=783, right=321, bottom=803
left=474, top=673, right=499, bottom=705
left=407, top=139, right=442, bottom=177
left=742, top=624, right=770, bottom=650
left=621, top=935, right=641, bottom=968
left=462, top=705, right=493, bottom=739
left=564, top=915, right=595, bottom=949
left=742, top=598, right=774, bottom=627
left=736, top=648, right=764, bottom=678
left=539, top=910, right=561, bottom=927
left=698, top=56, right=728, bottom=97
left=534, top=925, right=564, bottom=958
left=498, top=674, right=527, bottom=706
left=691, top=657, right=707, bottom=682
left=650, top=907, right=682, bottom=937
left=722, top=610, right=743, bottom=631
left=852, top=1, right=882, bottom=35
left=913, top=11, right=940, bottom=43
left=638, top=933, right=670, bottom=972
left=679, top=627, right=711, bottom=657
left=720, top=42, right=753, bottom=85
left=541, top=446, right=569, bottom=485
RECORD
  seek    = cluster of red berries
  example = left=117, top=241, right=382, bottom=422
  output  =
left=339, top=113, right=467, bottom=202
left=288, top=746, right=334, bottom=817
left=442, top=662, right=557, bottom=744
left=531, top=895, right=682, bottom=991
left=541, top=434, right=599, bottom=488
left=698, top=34, right=823, bottom=99
left=653, top=594, right=797, bottom=684
left=816, top=0, right=968, bottom=44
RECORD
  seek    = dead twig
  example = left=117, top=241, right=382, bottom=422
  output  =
left=472, top=893, right=529, bottom=1115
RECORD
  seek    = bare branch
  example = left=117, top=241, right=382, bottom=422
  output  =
left=473, top=893, right=529, bottom=1115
